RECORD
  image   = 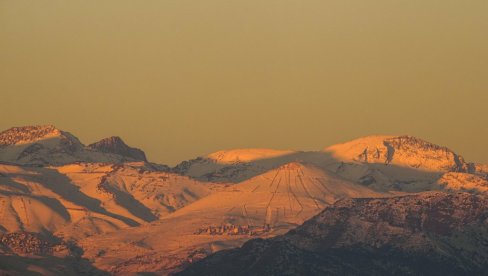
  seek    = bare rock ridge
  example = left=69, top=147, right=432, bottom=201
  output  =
left=180, top=192, right=488, bottom=275
left=88, top=136, right=147, bottom=162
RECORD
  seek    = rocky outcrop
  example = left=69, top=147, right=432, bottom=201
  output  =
left=88, top=136, right=147, bottom=162
left=437, top=172, right=488, bottom=195
left=476, top=164, right=488, bottom=175
left=0, top=232, right=69, bottom=256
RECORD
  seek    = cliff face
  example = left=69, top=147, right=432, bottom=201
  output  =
left=180, top=192, right=488, bottom=276
left=88, top=136, right=147, bottom=162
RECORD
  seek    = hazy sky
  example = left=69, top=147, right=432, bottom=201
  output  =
left=1, top=1, right=487, bottom=165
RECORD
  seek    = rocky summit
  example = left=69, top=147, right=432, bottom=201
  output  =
left=88, top=136, right=147, bottom=162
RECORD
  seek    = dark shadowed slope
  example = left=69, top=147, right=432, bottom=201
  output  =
left=180, top=192, right=488, bottom=276
left=88, top=136, right=147, bottom=162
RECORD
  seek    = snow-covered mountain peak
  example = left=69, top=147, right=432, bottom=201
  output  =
left=0, top=125, right=155, bottom=166
left=206, top=148, right=295, bottom=164
left=0, top=125, right=74, bottom=146
left=325, top=135, right=471, bottom=172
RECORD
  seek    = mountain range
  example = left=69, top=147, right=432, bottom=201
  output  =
left=0, top=125, right=487, bottom=275
left=0, top=125, right=151, bottom=166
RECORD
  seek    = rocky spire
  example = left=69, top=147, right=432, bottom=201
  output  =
left=88, top=136, right=147, bottom=162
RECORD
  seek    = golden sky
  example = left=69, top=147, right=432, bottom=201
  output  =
left=1, top=1, right=487, bottom=165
